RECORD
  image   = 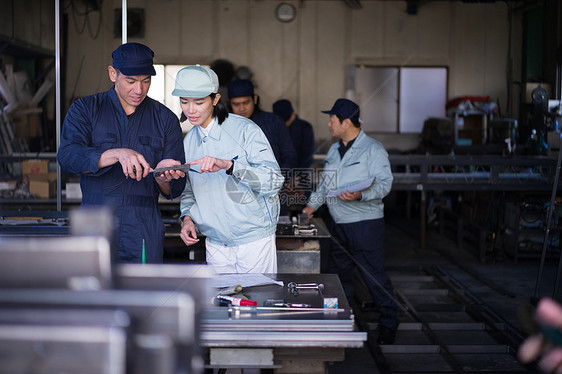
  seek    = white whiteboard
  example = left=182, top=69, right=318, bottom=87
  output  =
left=352, top=66, right=447, bottom=133
left=400, top=67, right=447, bottom=133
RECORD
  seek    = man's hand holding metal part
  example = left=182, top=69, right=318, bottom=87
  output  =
left=57, top=43, right=186, bottom=263
left=152, top=159, right=185, bottom=197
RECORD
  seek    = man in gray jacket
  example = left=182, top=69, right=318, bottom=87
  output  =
left=303, top=98, right=398, bottom=344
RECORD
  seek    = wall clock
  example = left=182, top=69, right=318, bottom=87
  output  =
left=275, top=3, right=297, bottom=23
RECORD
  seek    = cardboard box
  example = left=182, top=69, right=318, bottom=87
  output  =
left=22, top=159, right=49, bottom=175
left=28, top=173, right=56, bottom=198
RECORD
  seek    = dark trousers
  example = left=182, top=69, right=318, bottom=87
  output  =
left=328, top=218, right=398, bottom=330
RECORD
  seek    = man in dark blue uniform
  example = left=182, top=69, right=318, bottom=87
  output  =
left=227, top=80, right=297, bottom=173
left=58, top=43, right=186, bottom=263
left=227, top=80, right=297, bottom=215
left=272, top=99, right=314, bottom=171
left=273, top=99, right=315, bottom=205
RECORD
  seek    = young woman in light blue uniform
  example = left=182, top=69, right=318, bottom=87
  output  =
left=174, top=65, right=284, bottom=273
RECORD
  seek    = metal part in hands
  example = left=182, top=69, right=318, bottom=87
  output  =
left=149, top=164, right=195, bottom=176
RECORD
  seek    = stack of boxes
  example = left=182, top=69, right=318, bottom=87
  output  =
left=22, top=159, right=56, bottom=198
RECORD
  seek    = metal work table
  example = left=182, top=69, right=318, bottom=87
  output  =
left=5, top=153, right=560, bottom=252
left=275, top=217, right=331, bottom=274
left=388, top=154, right=560, bottom=250
left=201, top=273, right=366, bottom=373
left=0, top=210, right=69, bottom=236
left=389, top=154, right=558, bottom=192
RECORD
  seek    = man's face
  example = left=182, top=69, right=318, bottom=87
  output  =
left=328, top=114, right=345, bottom=138
left=229, top=95, right=256, bottom=118
left=109, top=66, right=151, bottom=115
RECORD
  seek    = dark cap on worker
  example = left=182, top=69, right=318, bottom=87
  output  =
left=321, top=98, right=360, bottom=123
left=228, top=79, right=254, bottom=99
left=112, top=42, right=156, bottom=76
left=273, top=99, right=294, bottom=121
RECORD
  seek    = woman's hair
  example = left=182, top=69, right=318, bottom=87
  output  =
left=211, top=93, right=229, bottom=124
left=179, top=93, right=229, bottom=124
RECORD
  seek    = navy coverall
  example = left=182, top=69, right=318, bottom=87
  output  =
left=58, top=87, right=186, bottom=263
left=250, top=110, right=297, bottom=172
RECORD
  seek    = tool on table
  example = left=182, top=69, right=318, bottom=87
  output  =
left=228, top=306, right=344, bottom=317
left=217, top=284, right=243, bottom=296
left=214, top=294, right=257, bottom=307
left=263, top=299, right=311, bottom=308
left=287, top=282, right=324, bottom=296
left=323, top=297, right=339, bottom=309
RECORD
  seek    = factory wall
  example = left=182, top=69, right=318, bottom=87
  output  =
left=3, top=0, right=519, bottom=151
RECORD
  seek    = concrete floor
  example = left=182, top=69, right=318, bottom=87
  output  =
left=327, top=207, right=560, bottom=374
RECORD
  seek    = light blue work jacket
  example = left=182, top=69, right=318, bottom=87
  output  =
left=180, top=114, right=284, bottom=246
left=308, top=130, right=393, bottom=224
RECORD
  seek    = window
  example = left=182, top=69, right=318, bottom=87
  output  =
left=351, top=66, right=448, bottom=133
left=148, top=64, right=191, bottom=132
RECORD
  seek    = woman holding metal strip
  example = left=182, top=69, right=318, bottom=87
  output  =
left=173, top=65, right=284, bottom=274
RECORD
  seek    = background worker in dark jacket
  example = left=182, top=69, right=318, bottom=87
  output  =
left=228, top=79, right=297, bottom=215
left=273, top=99, right=315, bottom=171
left=58, top=43, right=186, bottom=263
left=273, top=99, right=315, bottom=206
left=227, top=80, right=297, bottom=173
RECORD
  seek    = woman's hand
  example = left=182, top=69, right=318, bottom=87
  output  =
left=180, top=216, right=200, bottom=246
left=188, top=156, right=232, bottom=173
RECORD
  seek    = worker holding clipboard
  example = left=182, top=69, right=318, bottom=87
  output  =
left=303, top=98, right=398, bottom=345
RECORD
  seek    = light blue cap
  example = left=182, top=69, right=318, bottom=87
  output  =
left=172, top=64, right=219, bottom=97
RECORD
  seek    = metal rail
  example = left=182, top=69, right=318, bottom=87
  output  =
left=390, top=154, right=558, bottom=191
left=355, top=265, right=538, bottom=373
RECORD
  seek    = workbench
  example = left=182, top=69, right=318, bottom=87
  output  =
left=275, top=217, right=331, bottom=274
left=389, top=154, right=561, bottom=251
left=162, top=217, right=332, bottom=272
left=6, top=153, right=560, bottom=258
left=202, top=273, right=366, bottom=373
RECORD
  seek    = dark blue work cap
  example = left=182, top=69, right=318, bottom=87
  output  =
left=321, top=98, right=360, bottom=123
left=273, top=99, right=294, bottom=121
left=112, top=42, right=156, bottom=76
left=228, top=79, right=254, bottom=99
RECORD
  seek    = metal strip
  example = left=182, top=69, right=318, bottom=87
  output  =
left=122, top=0, right=127, bottom=44
left=201, top=331, right=366, bottom=348
left=55, top=0, right=61, bottom=212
